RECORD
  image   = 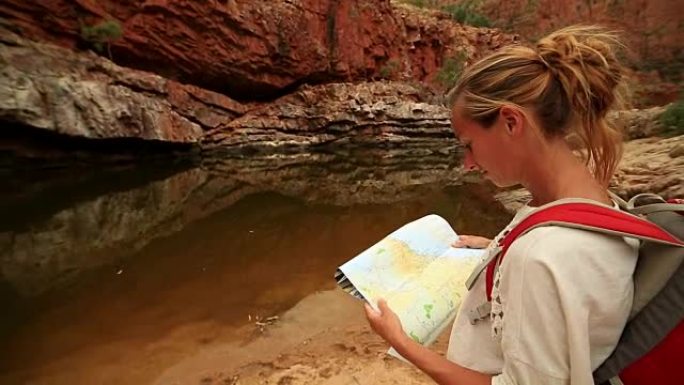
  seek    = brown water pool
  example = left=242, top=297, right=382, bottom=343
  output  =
left=0, top=160, right=511, bottom=385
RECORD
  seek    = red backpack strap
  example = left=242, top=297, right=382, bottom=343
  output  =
left=484, top=202, right=684, bottom=301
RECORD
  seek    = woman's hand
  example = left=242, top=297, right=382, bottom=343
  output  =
left=364, top=299, right=493, bottom=385
left=364, top=299, right=409, bottom=349
left=451, top=235, right=492, bottom=249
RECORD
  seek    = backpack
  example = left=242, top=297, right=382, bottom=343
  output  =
left=471, top=193, right=684, bottom=385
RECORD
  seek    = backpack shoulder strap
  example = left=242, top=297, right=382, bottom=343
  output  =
left=484, top=202, right=684, bottom=301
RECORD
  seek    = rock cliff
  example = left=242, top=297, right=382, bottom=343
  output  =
left=3, top=26, right=675, bottom=158
left=0, top=0, right=515, bottom=100
left=0, top=27, right=243, bottom=143
left=481, top=0, right=683, bottom=66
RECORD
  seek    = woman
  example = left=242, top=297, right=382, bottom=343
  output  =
left=364, top=25, right=639, bottom=385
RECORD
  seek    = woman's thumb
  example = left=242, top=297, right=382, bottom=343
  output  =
left=364, top=302, right=379, bottom=319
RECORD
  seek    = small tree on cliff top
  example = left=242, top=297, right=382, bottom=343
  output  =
left=435, top=52, right=467, bottom=90
left=441, top=0, right=492, bottom=28
left=80, top=19, right=123, bottom=59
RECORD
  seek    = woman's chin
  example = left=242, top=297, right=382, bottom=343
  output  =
left=488, top=175, right=517, bottom=188
left=476, top=172, right=515, bottom=188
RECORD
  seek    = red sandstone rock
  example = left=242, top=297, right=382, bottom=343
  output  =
left=0, top=0, right=516, bottom=100
left=480, top=0, right=683, bottom=63
left=479, top=0, right=682, bottom=104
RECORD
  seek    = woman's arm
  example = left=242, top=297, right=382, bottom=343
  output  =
left=365, top=300, right=492, bottom=385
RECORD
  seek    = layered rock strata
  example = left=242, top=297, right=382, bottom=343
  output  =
left=0, top=27, right=244, bottom=144
left=202, top=81, right=453, bottom=152
left=3, top=21, right=666, bottom=156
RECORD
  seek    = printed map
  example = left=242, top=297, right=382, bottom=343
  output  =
left=336, top=215, right=484, bottom=356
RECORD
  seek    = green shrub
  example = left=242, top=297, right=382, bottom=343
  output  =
left=441, top=1, right=492, bottom=28
left=401, top=0, right=443, bottom=8
left=80, top=19, right=123, bottom=57
left=378, top=59, right=401, bottom=79
left=435, top=52, right=466, bottom=89
left=660, top=99, right=684, bottom=135
left=405, top=0, right=427, bottom=7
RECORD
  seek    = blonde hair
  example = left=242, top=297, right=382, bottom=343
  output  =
left=448, top=25, right=626, bottom=186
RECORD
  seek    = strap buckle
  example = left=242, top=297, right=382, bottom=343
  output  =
left=465, top=245, right=502, bottom=290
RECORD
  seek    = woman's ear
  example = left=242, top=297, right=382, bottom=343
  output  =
left=499, top=105, right=525, bottom=136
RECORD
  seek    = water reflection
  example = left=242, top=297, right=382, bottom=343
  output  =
left=1, top=149, right=469, bottom=298
left=0, top=150, right=509, bottom=385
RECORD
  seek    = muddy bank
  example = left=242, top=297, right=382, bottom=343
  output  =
left=154, top=289, right=437, bottom=385
left=0, top=288, right=439, bottom=385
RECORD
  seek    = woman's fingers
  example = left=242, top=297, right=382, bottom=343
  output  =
left=451, top=239, right=467, bottom=248
left=452, top=235, right=474, bottom=248
left=452, top=235, right=492, bottom=249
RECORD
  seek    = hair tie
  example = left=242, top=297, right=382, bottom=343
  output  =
left=538, top=53, right=557, bottom=76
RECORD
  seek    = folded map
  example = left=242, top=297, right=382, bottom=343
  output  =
left=335, top=214, right=484, bottom=359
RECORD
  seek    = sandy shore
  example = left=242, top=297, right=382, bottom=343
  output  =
left=153, top=289, right=444, bottom=385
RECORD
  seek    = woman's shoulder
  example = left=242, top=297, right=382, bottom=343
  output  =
left=503, top=224, right=638, bottom=274
left=514, top=223, right=631, bottom=249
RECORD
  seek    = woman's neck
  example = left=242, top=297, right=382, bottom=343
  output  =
left=521, top=140, right=611, bottom=207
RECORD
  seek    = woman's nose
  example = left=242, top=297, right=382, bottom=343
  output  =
left=463, top=152, right=479, bottom=171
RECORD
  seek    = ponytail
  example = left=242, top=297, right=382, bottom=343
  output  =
left=536, top=26, right=625, bottom=185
